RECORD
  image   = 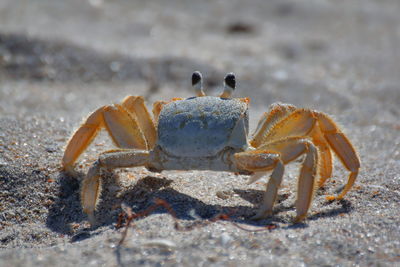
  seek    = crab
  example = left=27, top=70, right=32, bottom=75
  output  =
left=62, top=71, right=360, bottom=225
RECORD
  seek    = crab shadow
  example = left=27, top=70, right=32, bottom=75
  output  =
left=46, top=171, right=85, bottom=234
left=46, top=172, right=354, bottom=236
left=46, top=172, right=264, bottom=235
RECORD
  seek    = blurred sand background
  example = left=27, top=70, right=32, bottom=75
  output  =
left=0, top=0, right=399, bottom=266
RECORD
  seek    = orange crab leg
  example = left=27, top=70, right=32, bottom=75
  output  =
left=253, top=107, right=333, bottom=188
left=122, top=96, right=157, bottom=149
left=261, top=109, right=317, bottom=143
left=62, top=97, right=155, bottom=172
left=62, top=107, right=104, bottom=172
left=310, top=126, right=333, bottom=187
left=263, top=137, right=319, bottom=222
left=235, top=137, right=319, bottom=222
left=152, top=100, right=167, bottom=123
left=250, top=103, right=296, bottom=148
left=315, top=112, right=360, bottom=199
left=252, top=106, right=359, bottom=197
left=234, top=150, right=285, bottom=219
left=81, top=149, right=150, bottom=224
left=103, top=104, right=147, bottom=149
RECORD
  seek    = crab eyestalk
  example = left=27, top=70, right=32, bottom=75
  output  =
left=192, top=71, right=205, bottom=97
left=220, top=72, right=236, bottom=98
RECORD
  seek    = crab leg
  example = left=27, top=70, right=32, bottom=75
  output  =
left=315, top=112, right=360, bottom=199
left=255, top=109, right=360, bottom=199
left=252, top=107, right=332, bottom=182
left=103, top=104, right=147, bottom=149
left=62, top=105, right=146, bottom=171
left=234, top=151, right=284, bottom=219
left=250, top=103, right=296, bottom=148
left=261, top=109, right=317, bottom=142
left=62, top=97, right=155, bottom=172
left=253, top=107, right=359, bottom=189
left=152, top=100, right=168, bottom=123
left=62, top=107, right=105, bottom=172
left=81, top=149, right=149, bottom=225
left=310, top=126, right=333, bottom=187
left=235, top=138, right=319, bottom=222
left=122, top=96, right=157, bottom=148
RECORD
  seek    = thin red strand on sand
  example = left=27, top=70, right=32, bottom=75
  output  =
left=116, top=198, right=278, bottom=245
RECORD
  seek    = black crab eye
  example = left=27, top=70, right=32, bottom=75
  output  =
left=192, top=71, right=202, bottom=87
left=192, top=71, right=205, bottom=96
left=224, top=73, right=236, bottom=90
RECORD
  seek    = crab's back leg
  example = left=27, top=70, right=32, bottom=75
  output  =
left=260, top=109, right=317, bottom=142
left=122, top=96, right=157, bottom=148
left=252, top=107, right=359, bottom=199
left=152, top=100, right=167, bottom=123
left=315, top=112, right=360, bottom=199
left=62, top=101, right=148, bottom=172
left=252, top=107, right=336, bottom=187
left=103, top=104, right=147, bottom=149
left=62, top=107, right=104, bottom=172
left=307, top=125, right=333, bottom=187
left=254, top=107, right=332, bottom=181
left=81, top=149, right=149, bottom=225
left=250, top=103, right=296, bottom=147
left=235, top=137, right=319, bottom=222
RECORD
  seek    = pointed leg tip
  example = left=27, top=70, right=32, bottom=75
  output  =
left=325, top=195, right=344, bottom=202
left=293, top=215, right=306, bottom=224
left=62, top=165, right=79, bottom=177
left=250, top=210, right=272, bottom=220
left=325, top=195, right=336, bottom=201
left=87, top=213, right=96, bottom=228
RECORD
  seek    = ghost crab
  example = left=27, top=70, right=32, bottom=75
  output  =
left=62, top=71, right=360, bottom=225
